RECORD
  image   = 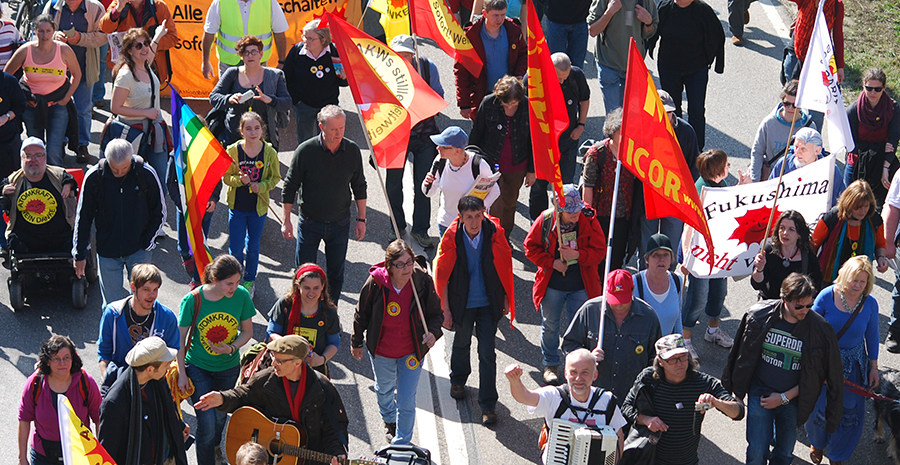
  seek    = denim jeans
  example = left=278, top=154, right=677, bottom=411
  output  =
left=681, top=275, right=727, bottom=328
left=638, top=216, right=683, bottom=270
left=540, top=288, right=589, bottom=366
left=386, top=135, right=436, bottom=235
left=529, top=138, right=579, bottom=220
left=72, top=78, right=92, bottom=147
left=97, top=248, right=152, bottom=308
left=449, top=305, right=499, bottom=411
left=658, top=66, right=709, bottom=150
left=293, top=101, right=321, bottom=145
left=176, top=207, right=214, bottom=282
left=228, top=208, right=266, bottom=282
left=542, top=18, right=589, bottom=70
left=370, top=353, right=422, bottom=445
left=29, top=447, right=60, bottom=465
left=596, top=63, right=627, bottom=114
left=746, top=395, right=798, bottom=465
left=92, top=44, right=109, bottom=102
left=727, top=0, right=753, bottom=37
left=144, top=150, right=169, bottom=197
left=187, top=363, right=241, bottom=465
left=23, top=103, right=68, bottom=166
left=296, top=213, right=350, bottom=303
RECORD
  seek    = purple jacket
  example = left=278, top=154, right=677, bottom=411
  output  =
left=18, top=370, right=101, bottom=456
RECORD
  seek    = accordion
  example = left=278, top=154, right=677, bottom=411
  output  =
left=546, top=419, right=617, bottom=465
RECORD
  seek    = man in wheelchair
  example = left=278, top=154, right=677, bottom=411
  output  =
left=0, top=137, right=77, bottom=256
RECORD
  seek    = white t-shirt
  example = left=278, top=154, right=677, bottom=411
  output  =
left=204, top=0, right=289, bottom=35
left=887, top=170, right=900, bottom=242
left=528, top=386, right=627, bottom=464
left=422, top=152, right=500, bottom=228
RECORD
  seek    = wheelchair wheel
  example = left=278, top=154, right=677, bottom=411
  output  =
left=9, top=278, right=24, bottom=311
left=72, top=277, right=87, bottom=309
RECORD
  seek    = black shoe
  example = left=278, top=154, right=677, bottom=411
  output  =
left=384, top=422, right=396, bottom=441
left=450, top=384, right=466, bottom=400
left=482, top=410, right=498, bottom=425
left=75, top=145, right=89, bottom=164
left=887, top=332, right=900, bottom=354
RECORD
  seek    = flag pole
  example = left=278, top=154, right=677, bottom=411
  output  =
left=552, top=190, right=566, bottom=276
left=597, top=158, right=623, bottom=352
left=352, top=109, right=430, bottom=332
left=357, top=0, right=375, bottom=28
left=760, top=107, right=800, bottom=245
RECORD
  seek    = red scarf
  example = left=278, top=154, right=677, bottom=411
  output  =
left=857, top=90, right=895, bottom=142
left=287, top=264, right=327, bottom=335
left=282, top=363, right=308, bottom=422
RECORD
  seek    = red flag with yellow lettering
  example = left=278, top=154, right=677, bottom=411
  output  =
left=526, top=0, right=568, bottom=205
left=620, top=39, right=714, bottom=267
left=409, top=0, right=483, bottom=77
left=323, top=13, right=446, bottom=169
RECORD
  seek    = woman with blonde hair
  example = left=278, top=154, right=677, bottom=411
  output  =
left=806, top=256, right=880, bottom=465
left=811, top=179, right=888, bottom=281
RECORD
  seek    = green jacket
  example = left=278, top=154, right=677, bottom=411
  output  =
left=223, top=141, right=280, bottom=217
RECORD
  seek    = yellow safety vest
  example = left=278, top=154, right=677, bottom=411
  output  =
left=216, top=0, right=275, bottom=66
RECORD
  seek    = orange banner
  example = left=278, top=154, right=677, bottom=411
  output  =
left=169, top=0, right=361, bottom=98
left=620, top=39, right=714, bottom=266
left=526, top=0, right=567, bottom=205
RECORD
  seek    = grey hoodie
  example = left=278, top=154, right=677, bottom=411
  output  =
left=749, top=103, right=817, bottom=181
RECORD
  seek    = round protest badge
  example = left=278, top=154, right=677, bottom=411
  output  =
left=317, top=320, right=325, bottom=326
left=310, top=66, right=318, bottom=74
left=405, top=355, right=420, bottom=370
left=386, top=301, right=402, bottom=317
left=316, top=71, right=324, bottom=78
left=635, top=345, right=644, bottom=355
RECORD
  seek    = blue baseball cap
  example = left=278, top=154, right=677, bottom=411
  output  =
left=430, top=126, right=468, bottom=149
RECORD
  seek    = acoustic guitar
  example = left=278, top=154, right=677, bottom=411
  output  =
left=225, top=406, right=383, bottom=465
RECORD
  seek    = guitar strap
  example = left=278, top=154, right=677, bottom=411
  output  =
left=283, top=364, right=308, bottom=422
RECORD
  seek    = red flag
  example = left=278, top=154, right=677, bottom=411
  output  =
left=526, top=0, right=568, bottom=205
left=323, top=14, right=447, bottom=169
left=620, top=39, right=715, bottom=267
left=409, top=0, right=483, bottom=77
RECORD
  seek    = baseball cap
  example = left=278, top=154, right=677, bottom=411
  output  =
left=605, top=269, right=634, bottom=305
left=645, top=233, right=673, bottom=257
left=267, top=335, right=311, bottom=359
left=22, top=137, right=46, bottom=151
left=793, top=127, right=823, bottom=148
left=390, top=34, right=416, bottom=55
left=657, top=90, right=676, bottom=113
left=655, top=334, right=689, bottom=360
left=125, top=336, right=177, bottom=367
left=430, top=126, right=469, bottom=149
left=559, top=184, right=585, bottom=213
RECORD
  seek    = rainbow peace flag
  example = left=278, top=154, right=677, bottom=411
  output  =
left=57, top=396, right=115, bottom=465
left=171, top=88, right=233, bottom=276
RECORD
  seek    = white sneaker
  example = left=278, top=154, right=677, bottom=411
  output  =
left=684, top=339, right=700, bottom=360
left=705, top=329, right=734, bottom=348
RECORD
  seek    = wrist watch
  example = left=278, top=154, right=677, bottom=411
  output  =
left=780, top=393, right=789, bottom=405
left=357, top=218, right=366, bottom=223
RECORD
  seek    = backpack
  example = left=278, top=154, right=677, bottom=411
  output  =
left=538, top=385, right=617, bottom=451
left=32, top=368, right=91, bottom=408
left=431, top=146, right=494, bottom=180
left=238, top=341, right=273, bottom=385
left=634, top=271, right=682, bottom=300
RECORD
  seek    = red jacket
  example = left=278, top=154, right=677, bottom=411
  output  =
left=454, top=17, right=527, bottom=114
left=524, top=206, right=607, bottom=310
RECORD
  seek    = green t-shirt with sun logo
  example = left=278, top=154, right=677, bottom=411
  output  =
left=179, top=286, right=256, bottom=372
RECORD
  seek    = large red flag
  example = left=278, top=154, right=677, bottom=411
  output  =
left=409, top=0, right=483, bottom=77
left=526, top=0, right=568, bottom=205
left=323, top=14, right=447, bottom=169
left=620, top=39, right=715, bottom=267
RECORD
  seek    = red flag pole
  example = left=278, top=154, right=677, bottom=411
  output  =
left=597, top=158, right=623, bottom=352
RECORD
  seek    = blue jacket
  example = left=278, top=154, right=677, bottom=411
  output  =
left=97, top=297, right=180, bottom=366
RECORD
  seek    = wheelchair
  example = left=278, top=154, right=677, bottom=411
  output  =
left=7, top=239, right=97, bottom=311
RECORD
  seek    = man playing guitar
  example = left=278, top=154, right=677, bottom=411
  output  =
left=194, top=336, right=348, bottom=465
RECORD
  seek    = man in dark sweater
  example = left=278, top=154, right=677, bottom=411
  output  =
left=281, top=105, right=366, bottom=304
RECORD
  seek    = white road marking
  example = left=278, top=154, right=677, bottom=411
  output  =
left=758, top=0, right=792, bottom=45
left=415, top=352, right=441, bottom=464
left=423, top=335, right=470, bottom=465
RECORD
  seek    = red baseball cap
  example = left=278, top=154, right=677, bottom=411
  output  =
left=606, top=269, right=634, bottom=305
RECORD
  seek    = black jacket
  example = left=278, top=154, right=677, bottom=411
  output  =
left=470, top=93, right=534, bottom=172
left=219, top=367, right=348, bottom=457
left=352, top=266, right=444, bottom=360
left=98, top=367, right=188, bottom=465
left=444, top=217, right=508, bottom=324
left=721, top=299, right=843, bottom=432
left=647, top=0, right=725, bottom=74
left=73, top=157, right=165, bottom=260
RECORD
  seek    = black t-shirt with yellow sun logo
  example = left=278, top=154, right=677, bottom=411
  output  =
left=233, top=144, right=264, bottom=213
left=14, top=175, right=72, bottom=252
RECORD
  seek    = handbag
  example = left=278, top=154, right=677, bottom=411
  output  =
left=168, top=288, right=202, bottom=404
left=100, top=63, right=158, bottom=156
left=619, top=424, right=661, bottom=465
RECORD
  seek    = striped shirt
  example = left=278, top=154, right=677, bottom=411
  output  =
left=0, top=21, right=22, bottom=69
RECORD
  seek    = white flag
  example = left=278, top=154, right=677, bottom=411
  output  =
left=795, top=0, right=854, bottom=153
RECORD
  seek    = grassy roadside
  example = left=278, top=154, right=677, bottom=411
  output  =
left=841, top=0, right=900, bottom=104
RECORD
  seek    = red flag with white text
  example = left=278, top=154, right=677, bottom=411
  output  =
left=409, top=0, right=483, bottom=77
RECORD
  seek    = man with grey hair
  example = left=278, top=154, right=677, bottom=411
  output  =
left=768, top=126, right=846, bottom=205
left=530, top=52, right=590, bottom=220
left=73, top=139, right=166, bottom=307
left=282, top=105, right=367, bottom=304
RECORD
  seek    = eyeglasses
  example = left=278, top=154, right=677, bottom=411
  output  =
left=23, top=152, right=46, bottom=160
left=782, top=100, right=796, bottom=108
left=272, top=356, right=298, bottom=366
left=392, top=258, right=415, bottom=270
left=664, top=355, right=688, bottom=365
left=50, top=355, right=72, bottom=364
left=793, top=303, right=813, bottom=310
left=133, top=41, right=148, bottom=50
left=865, top=85, right=884, bottom=93
left=305, top=35, right=321, bottom=42
left=240, top=49, right=261, bottom=57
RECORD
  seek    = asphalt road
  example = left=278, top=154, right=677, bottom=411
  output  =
left=2, top=0, right=898, bottom=464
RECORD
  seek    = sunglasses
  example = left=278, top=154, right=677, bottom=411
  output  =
left=133, top=41, right=148, bottom=50
left=793, top=303, right=813, bottom=310
left=782, top=100, right=796, bottom=108
left=241, top=49, right=261, bottom=57
left=865, top=85, right=884, bottom=92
